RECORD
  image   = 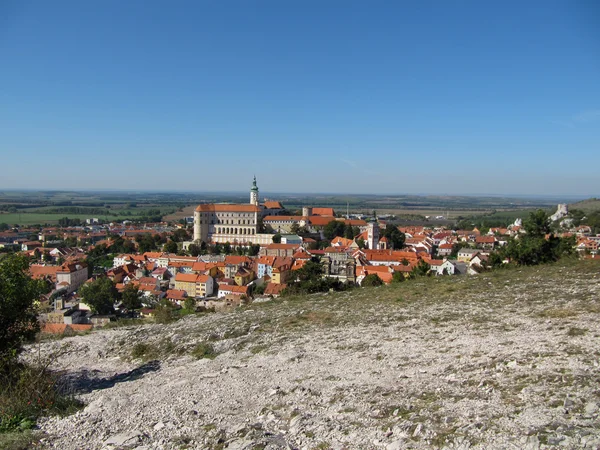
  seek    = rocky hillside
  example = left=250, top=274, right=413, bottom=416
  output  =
left=27, top=260, right=600, bottom=449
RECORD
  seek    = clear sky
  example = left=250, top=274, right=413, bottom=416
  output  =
left=1, top=1, right=599, bottom=196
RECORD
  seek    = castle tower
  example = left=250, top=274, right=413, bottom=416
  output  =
left=250, top=176, right=259, bottom=206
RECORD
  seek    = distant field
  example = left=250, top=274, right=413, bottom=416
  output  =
left=0, top=213, right=96, bottom=226
left=163, top=205, right=195, bottom=222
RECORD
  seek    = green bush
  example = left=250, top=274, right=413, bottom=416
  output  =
left=0, top=255, right=44, bottom=367
left=0, top=361, right=82, bottom=434
left=191, top=342, right=217, bottom=360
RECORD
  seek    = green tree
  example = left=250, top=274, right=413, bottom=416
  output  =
left=383, top=226, right=406, bottom=249
left=183, top=297, right=196, bottom=313
left=223, top=242, right=232, bottom=254
left=324, top=220, right=346, bottom=240
left=272, top=234, right=282, bottom=244
left=188, top=243, right=201, bottom=257
left=362, top=273, right=383, bottom=287
left=121, top=283, right=142, bottom=315
left=392, top=271, right=405, bottom=283
left=411, top=260, right=431, bottom=277
left=344, top=224, right=355, bottom=239
left=135, top=234, right=157, bottom=253
left=524, top=209, right=551, bottom=237
left=294, top=259, right=323, bottom=282
left=495, top=210, right=575, bottom=266
left=0, top=255, right=44, bottom=366
left=164, top=240, right=178, bottom=253
left=0, top=223, right=9, bottom=231
left=79, top=277, right=117, bottom=315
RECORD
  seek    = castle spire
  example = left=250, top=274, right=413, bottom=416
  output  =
left=250, top=175, right=259, bottom=205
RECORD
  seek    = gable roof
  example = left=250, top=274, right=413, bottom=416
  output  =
left=311, top=207, right=335, bottom=216
left=263, top=201, right=283, bottom=209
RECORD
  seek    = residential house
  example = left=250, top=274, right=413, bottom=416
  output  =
left=264, top=283, right=287, bottom=297
left=217, top=284, right=249, bottom=299
left=475, top=236, right=496, bottom=250
left=457, top=248, right=480, bottom=262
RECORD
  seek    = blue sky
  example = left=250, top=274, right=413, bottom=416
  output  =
left=0, top=1, right=599, bottom=196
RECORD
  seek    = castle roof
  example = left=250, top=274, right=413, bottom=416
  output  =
left=195, top=204, right=260, bottom=213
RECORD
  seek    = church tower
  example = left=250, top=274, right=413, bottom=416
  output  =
left=250, top=176, right=259, bottom=206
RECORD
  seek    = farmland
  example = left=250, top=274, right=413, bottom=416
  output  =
left=0, top=190, right=580, bottom=227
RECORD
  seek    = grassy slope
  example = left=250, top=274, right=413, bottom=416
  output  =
left=570, top=198, right=600, bottom=213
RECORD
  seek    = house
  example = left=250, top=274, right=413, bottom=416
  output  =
left=437, top=243, right=454, bottom=257
left=174, top=273, right=214, bottom=298
left=264, top=283, right=287, bottom=297
left=234, top=267, right=255, bottom=286
left=217, top=284, right=249, bottom=298
left=256, top=256, right=277, bottom=278
left=151, top=267, right=171, bottom=280
left=21, top=241, right=43, bottom=251
left=468, top=254, right=489, bottom=274
left=271, top=262, right=291, bottom=284
left=437, top=259, right=468, bottom=275
left=261, top=243, right=300, bottom=257
left=356, top=265, right=393, bottom=285
left=166, top=289, right=188, bottom=306
left=475, top=236, right=496, bottom=250
left=56, top=262, right=89, bottom=292
left=457, top=248, right=480, bottom=262
left=361, top=249, right=419, bottom=267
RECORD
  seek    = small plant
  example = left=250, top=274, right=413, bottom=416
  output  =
left=567, top=327, right=587, bottom=337
left=131, top=343, right=159, bottom=361
left=191, top=342, right=217, bottom=360
left=0, top=360, right=83, bottom=434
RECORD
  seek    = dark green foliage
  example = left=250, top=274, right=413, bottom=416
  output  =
left=284, top=259, right=352, bottom=295
left=188, top=244, right=201, bottom=257
left=283, top=277, right=351, bottom=296
left=411, top=260, right=431, bottom=277
left=163, top=240, right=178, bottom=253
left=272, top=234, right=282, bottom=244
left=493, top=210, right=575, bottom=266
left=247, top=244, right=261, bottom=256
left=171, top=228, right=190, bottom=242
left=382, top=226, right=406, bottom=249
left=362, top=274, right=383, bottom=287
left=183, top=297, right=196, bottom=313
left=0, top=255, right=44, bottom=366
left=154, top=300, right=176, bottom=324
left=191, top=342, right=217, bottom=360
left=79, top=277, right=117, bottom=315
left=0, top=361, right=83, bottom=433
left=293, top=259, right=323, bottom=282
left=392, top=272, right=405, bottom=283
left=523, top=209, right=551, bottom=237
left=135, top=234, right=158, bottom=253
left=57, top=217, right=81, bottom=227
left=323, top=221, right=346, bottom=240
left=121, top=283, right=142, bottom=313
